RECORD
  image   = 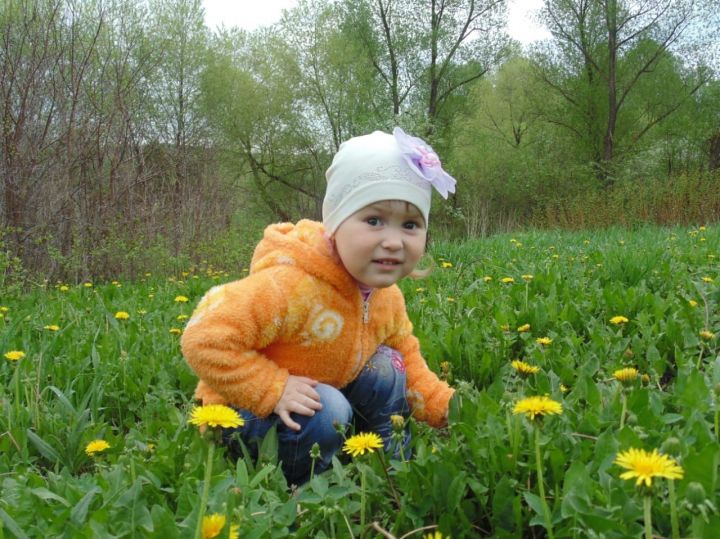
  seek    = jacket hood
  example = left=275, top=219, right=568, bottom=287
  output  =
left=250, top=220, right=355, bottom=293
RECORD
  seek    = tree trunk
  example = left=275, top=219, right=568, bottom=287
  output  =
left=710, top=132, right=720, bottom=171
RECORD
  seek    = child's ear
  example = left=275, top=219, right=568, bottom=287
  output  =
left=323, top=232, right=340, bottom=261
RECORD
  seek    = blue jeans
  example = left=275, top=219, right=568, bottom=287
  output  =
left=222, top=345, right=411, bottom=485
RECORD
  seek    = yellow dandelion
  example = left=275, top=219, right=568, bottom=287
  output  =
left=700, top=330, right=715, bottom=341
left=446, top=297, right=455, bottom=303
left=114, top=311, right=130, bottom=320
left=517, top=323, right=531, bottom=333
left=201, top=513, right=226, bottom=539
left=0, top=307, right=8, bottom=312
left=85, top=439, right=110, bottom=456
left=174, top=295, right=189, bottom=303
left=521, top=274, right=534, bottom=281
left=188, top=404, right=244, bottom=429
left=701, top=276, right=714, bottom=283
left=583, top=239, right=590, bottom=245
left=560, top=384, right=568, bottom=393
left=641, top=374, right=650, bottom=384
left=512, top=396, right=563, bottom=420
left=614, top=448, right=684, bottom=488
left=59, top=285, right=69, bottom=292
left=536, top=337, right=552, bottom=346
left=138, top=309, right=147, bottom=315
left=415, top=287, right=426, bottom=292
left=342, top=432, right=383, bottom=457
left=229, top=524, right=239, bottom=539
left=44, top=325, right=60, bottom=331
left=483, top=276, right=492, bottom=282
left=614, top=367, right=638, bottom=384
left=441, top=261, right=453, bottom=268
left=145, top=272, right=152, bottom=277
left=424, top=532, right=449, bottom=539
left=84, top=282, right=93, bottom=288
left=500, top=324, right=510, bottom=332
left=4, top=350, right=26, bottom=361
left=500, top=277, right=515, bottom=284
left=610, top=316, right=629, bottom=325
left=169, top=328, right=182, bottom=335
left=511, top=359, right=540, bottom=376
left=688, top=300, right=698, bottom=307
left=177, top=314, right=189, bottom=321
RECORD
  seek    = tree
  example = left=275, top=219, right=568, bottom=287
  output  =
left=279, top=0, right=383, bottom=150
left=534, top=0, right=717, bottom=182
left=344, top=0, right=509, bottom=137
left=201, top=29, right=327, bottom=222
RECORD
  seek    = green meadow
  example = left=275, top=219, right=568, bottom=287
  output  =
left=1, top=223, right=719, bottom=538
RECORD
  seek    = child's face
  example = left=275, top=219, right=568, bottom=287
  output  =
left=333, top=200, right=427, bottom=288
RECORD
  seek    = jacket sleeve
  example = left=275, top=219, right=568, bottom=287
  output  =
left=384, top=289, right=454, bottom=428
left=180, top=270, right=293, bottom=417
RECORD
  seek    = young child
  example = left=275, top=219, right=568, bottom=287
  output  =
left=181, top=127, right=456, bottom=485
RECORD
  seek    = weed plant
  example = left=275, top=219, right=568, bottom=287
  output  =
left=1, top=224, right=719, bottom=537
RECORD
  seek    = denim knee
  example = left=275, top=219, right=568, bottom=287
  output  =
left=306, top=384, right=353, bottom=445
left=279, top=383, right=353, bottom=484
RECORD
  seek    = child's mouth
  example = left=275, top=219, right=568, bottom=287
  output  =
left=373, top=259, right=401, bottom=266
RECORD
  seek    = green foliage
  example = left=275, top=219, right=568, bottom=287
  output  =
left=1, top=224, right=719, bottom=536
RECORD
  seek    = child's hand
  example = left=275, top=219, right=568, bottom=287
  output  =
left=274, top=375, right=323, bottom=431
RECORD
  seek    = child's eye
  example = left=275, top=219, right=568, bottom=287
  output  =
left=366, top=217, right=381, bottom=226
left=403, top=221, right=421, bottom=230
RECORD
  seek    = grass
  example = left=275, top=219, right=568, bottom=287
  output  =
left=1, top=223, right=719, bottom=537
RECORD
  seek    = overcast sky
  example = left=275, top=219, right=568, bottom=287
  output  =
left=202, top=0, right=551, bottom=45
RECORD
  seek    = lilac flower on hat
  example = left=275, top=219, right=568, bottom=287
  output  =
left=393, top=127, right=457, bottom=198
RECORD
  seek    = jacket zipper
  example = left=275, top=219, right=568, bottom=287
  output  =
left=352, top=290, right=373, bottom=379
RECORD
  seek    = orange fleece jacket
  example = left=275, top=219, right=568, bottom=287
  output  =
left=181, top=219, right=454, bottom=427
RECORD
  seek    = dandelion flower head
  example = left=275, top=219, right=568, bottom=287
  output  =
left=175, top=295, right=189, bottom=303
left=513, top=396, right=563, bottom=420
left=115, top=311, right=130, bottom=320
left=501, top=277, right=515, bottom=284
left=614, top=448, right=684, bottom=487
left=424, top=532, right=450, bottom=539
left=699, top=330, right=715, bottom=341
left=613, top=367, right=638, bottom=384
left=342, top=432, right=383, bottom=457
left=536, top=337, right=553, bottom=346
left=517, top=323, right=531, bottom=333
left=85, top=439, right=110, bottom=456
left=610, top=316, right=629, bottom=325
left=511, top=360, right=540, bottom=376
left=4, top=350, right=26, bottom=361
left=201, top=513, right=226, bottom=539
left=188, top=404, right=244, bottom=429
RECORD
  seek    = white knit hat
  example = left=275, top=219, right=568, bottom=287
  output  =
left=324, top=129, right=443, bottom=234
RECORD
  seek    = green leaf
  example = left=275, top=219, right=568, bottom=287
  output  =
left=25, top=429, right=61, bottom=465
left=70, top=487, right=101, bottom=525
left=0, top=508, right=31, bottom=539
left=492, top=476, right=517, bottom=531
left=30, top=487, right=71, bottom=507
left=523, top=491, right=545, bottom=517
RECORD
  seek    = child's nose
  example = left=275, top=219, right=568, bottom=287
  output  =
left=381, top=229, right=403, bottom=250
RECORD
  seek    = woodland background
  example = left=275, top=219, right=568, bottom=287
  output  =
left=1, top=0, right=720, bottom=284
